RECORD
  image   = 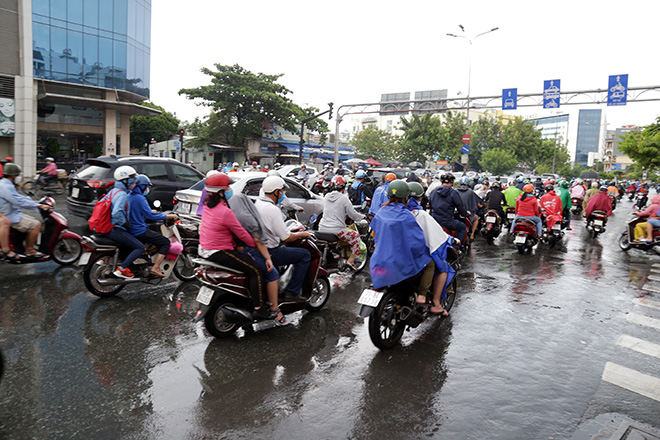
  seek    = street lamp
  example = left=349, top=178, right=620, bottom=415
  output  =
left=447, top=26, right=499, bottom=134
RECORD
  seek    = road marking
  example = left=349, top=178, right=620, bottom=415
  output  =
left=617, top=334, right=660, bottom=359
left=653, top=263, right=660, bottom=269
left=602, top=362, right=660, bottom=403
left=642, top=283, right=660, bottom=293
left=651, top=267, right=660, bottom=273
left=634, top=298, right=660, bottom=310
left=627, top=313, right=660, bottom=331
left=648, top=275, right=660, bottom=282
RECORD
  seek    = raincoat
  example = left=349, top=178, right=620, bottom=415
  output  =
left=503, top=185, right=523, bottom=207
left=369, top=202, right=430, bottom=289
left=539, top=190, right=563, bottom=229
left=410, top=208, right=456, bottom=295
left=556, top=186, right=571, bottom=210
left=368, top=181, right=390, bottom=215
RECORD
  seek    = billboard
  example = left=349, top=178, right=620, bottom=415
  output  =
left=0, top=98, right=15, bottom=137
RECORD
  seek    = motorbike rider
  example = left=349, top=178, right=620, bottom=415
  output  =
left=510, top=184, right=543, bottom=237
left=255, top=176, right=311, bottom=301
left=348, top=169, right=373, bottom=206
left=456, top=176, right=483, bottom=240
left=556, top=180, right=572, bottom=230
left=583, top=182, right=599, bottom=209
left=474, top=180, right=489, bottom=200
left=503, top=181, right=523, bottom=209
left=369, top=172, right=396, bottom=216
left=248, top=161, right=260, bottom=172
left=570, top=179, right=586, bottom=206
left=585, top=186, right=613, bottom=220
left=321, top=163, right=334, bottom=179
left=199, top=173, right=285, bottom=324
left=39, top=157, right=58, bottom=186
left=429, top=173, right=469, bottom=243
left=297, top=164, right=310, bottom=186
left=102, top=166, right=145, bottom=279
left=484, top=181, right=506, bottom=221
left=229, top=162, right=240, bottom=172
left=128, top=175, right=178, bottom=278
left=633, top=194, right=660, bottom=241
left=335, top=164, right=348, bottom=176
left=319, top=175, right=365, bottom=270
left=539, top=184, right=563, bottom=230
left=515, top=177, right=525, bottom=191
left=0, top=163, right=50, bottom=262
left=407, top=181, right=456, bottom=316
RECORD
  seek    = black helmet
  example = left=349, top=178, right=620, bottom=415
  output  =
left=440, top=173, right=454, bottom=183
left=545, top=184, right=554, bottom=191
left=387, top=180, right=410, bottom=198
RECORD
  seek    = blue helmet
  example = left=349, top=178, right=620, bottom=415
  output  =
left=517, top=177, right=523, bottom=183
left=356, top=170, right=366, bottom=179
left=459, top=176, right=470, bottom=185
left=135, top=174, right=152, bottom=189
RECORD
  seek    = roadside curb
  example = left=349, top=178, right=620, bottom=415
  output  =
left=571, top=413, right=660, bottom=440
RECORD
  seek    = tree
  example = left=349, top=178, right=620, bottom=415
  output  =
left=500, top=117, right=545, bottom=170
left=618, top=117, right=660, bottom=171
left=479, top=149, right=518, bottom=175
left=396, top=114, right=443, bottom=164
left=468, top=115, right=504, bottom=171
left=130, top=102, right=180, bottom=153
left=436, top=111, right=467, bottom=164
left=179, top=64, right=328, bottom=155
left=352, top=126, right=397, bottom=161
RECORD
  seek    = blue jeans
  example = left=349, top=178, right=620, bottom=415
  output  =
left=510, top=215, right=542, bottom=236
left=106, top=227, right=145, bottom=269
left=242, top=247, right=279, bottom=283
left=439, top=218, right=467, bottom=244
left=269, top=246, right=311, bottom=296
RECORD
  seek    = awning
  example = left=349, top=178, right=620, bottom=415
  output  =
left=209, top=143, right=242, bottom=151
left=37, top=92, right=161, bottom=117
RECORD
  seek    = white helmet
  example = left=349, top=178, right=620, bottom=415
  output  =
left=114, top=165, right=137, bottom=181
left=45, top=157, right=54, bottom=162
left=206, top=169, right=220, bottom=178
left=262, top=176, right=287, bottom=193
left=232, top=162, right=239, bottom=167
left=267, top=170, right=281, bottom=177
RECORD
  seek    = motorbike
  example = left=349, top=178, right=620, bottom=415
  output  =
left=619, top=214, right=660, bottom=252
left=3, top=196, right=83, bottom=265
left=80, top=211, right=194, bottom=297
left=480, top=209, right=502, bottom=245
left=541, top=212, right=564, bottom=248
left=311, top=175, right=332, bottom=196
left=20, top=172, right=66, bottom=196
left=504, top=206, right=516, bottom=227
left=512, top=217, right=540, bottom=254
left=356, top=245, right=460, bottom=350
left=609, top=194, right=617, bottom=211
left=192, top=222, right=331, bottom=338
left=634, top=193, right=648, bottom=210
left=585, top=210, right=608, bottom=238
left=310, top=213, right=371, bottom=274
left=441, top=213, right=472, bottom=256
left=570, top=197, right=583, bottom=216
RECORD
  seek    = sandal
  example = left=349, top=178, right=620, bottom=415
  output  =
left=429, top=306, right=449, bottom=317
left=24, top=251, right=45, bottom=259
left=273, top=308, right=288, bottom=326
left=149, top=268, right=166, bottom=278
left=0, top=250, right=23, bottom=264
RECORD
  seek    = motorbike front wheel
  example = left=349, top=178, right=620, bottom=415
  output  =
left=83, top=254, right=125, bottom=297
left=306, top=276, right=330, bottom=312
left=52, top=237, right=83, bottom=265
left=368, top=289, right=406, bottom=350
left=619, top=232, right=631, bottom=251
left=20, top=181, right=37, bottom=196
left=204, top=298, right=240, bottom=338
left=173, top=247, right=197, bottom=282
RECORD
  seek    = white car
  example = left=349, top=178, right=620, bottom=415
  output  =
left=172, top=172, right=324, bottom=225
left=276, top=165, right=319, bottom=186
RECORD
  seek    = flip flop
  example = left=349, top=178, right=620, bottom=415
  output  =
left=0, top=251, right=23, bottom=264
left=24, top=251, right=45, bottom=259
left=429, top=306, right=449, bottom=317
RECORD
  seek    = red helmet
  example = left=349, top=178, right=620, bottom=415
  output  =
left=331, top=175, right=346, bottom=190
left=252, top=161, right=257, bottom=165
left=4, top=157, right=13, bottom=162
left=205, top=173, right=232, bottom=192
left=385, top=173, right=396, bottom=182
left=523, top=184, right=534, bottom=193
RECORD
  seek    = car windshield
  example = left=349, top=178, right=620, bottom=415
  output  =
left=75, top=164, right=111, bottom=179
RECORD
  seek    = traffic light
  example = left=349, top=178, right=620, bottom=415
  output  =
left=328, top=102, right=333, bottom=120
left=178, top=129, right=185, bottom=143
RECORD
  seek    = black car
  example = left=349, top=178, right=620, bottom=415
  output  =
left=67, top=156, right=204, bottom=219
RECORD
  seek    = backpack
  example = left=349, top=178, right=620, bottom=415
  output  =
left=88, top=189, right=120, bottom=233
left=348, top=183, right=360, bottom=204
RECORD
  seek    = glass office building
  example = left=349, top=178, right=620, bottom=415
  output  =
left=32, top=0, right=151, bottom=98
left=575, top=109, right=603, bottom=164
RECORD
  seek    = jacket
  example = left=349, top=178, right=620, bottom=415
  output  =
left=128, top=187, right=166, bottom=236
left=556, top=187, right=571, bottom=210
left=455, top=185, right=482, bottom=214
left=369, top=182, right=389, bottom=215
left=539, top=191, right=563, bottom=228
left=108, top=181, right=132, bottom=230
left=200, top=200, right=256, bottom=251
left=503, top=186, right=523, bottom=207
left=429, top=185, right=467, bottom=225
left=0, top=177, right=39, bottom=223
left=635, top=195, right=660, bottom=217
left=319, top=191, right=364, bottom=234
left=515, top=194, right=540, bottom=217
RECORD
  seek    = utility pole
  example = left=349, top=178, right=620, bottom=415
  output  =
left=299, top=103, right=333, bottom=164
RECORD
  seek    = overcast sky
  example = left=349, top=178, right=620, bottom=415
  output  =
left=150, top=0, right=660, bottom=133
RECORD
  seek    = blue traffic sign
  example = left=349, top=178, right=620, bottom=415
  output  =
left=461, top=144, right=471, bottom=154
left=543, top=79, right=561, bottom=109
left=607, top=74, right=628, bottom=106
left=502, top=88, right=517, bottom=110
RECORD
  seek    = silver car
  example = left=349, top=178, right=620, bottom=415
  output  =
left=172, top=172, right=324, bottom=225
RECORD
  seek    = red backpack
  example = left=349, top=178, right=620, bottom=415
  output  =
left=88, top=189, right=120, bottom=234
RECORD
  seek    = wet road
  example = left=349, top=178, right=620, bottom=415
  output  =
left=1, top=195, right=660, bottom=439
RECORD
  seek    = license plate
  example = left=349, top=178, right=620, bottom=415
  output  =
left=552, top=224, right=561, bottom=230
left=486, top=216, right=496, bottom=223
left=72, top=187, right=80, bottom=198
left=78, top=252, right=91, bottom=266
left=507, top=213, right=515, bottom=219
left=196, top=286, right=215, bottom=305
left=595, top=219, right=603, bottom=226
left=514, top=235, right=527, bottom=244
left=357, top=288, right=383, bottom=307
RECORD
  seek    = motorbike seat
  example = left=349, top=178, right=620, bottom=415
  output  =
left=191, top=257, right=243, bottom=274
left=91, top=234, right=120, bottom=247
left=517, top=218, right=537, bottom=226
left=313, top=231, right=339, bottom=243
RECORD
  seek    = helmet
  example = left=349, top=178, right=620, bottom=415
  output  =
left=135, top=174, right=152, bottom=188
left=301, top=164, right=306, bottom=168
left=591, top=182, right=598, bottom=188
left=3, top=163, right=21, bottom=176
left=599, top=186, right=608, bottom=192
left=478, top=177, right=484, bottom=183
left=4, top=157, right=13, bottom=162
left=113, top=165, right=137, bottom=181
left=274, top=162, right=281, bottom=168
left=206, top=169, right=220, bottom=178
left=576, top=178, right=583, bottom=184
left=523, top=184, right=534, bottom=193
left=440, top=173, right=454, bottom=183
left=524, top=178, right=531, bottom=184
left=331, top=175, right=346, bottom=190
left=338, top=164, right=343, bottom=168
left=491, top=182, right=501, bottom=189
left=45, top=157, right=54, bottom=162
left=252, top=161, right=257, bottom=166
left=266, top=170, right=281, bottom=177
left=387, top=180, right=410, bottom=198
left=559, top=180, right=569, bottom=188
left=262, top=175, right=287, bottom=193
left=40, top=196, right=56, bottom=208
left=325, top=164, right=332, bottom=169
left=517, top=177, right=523, bottom=183
left=408, top=181, right=424, bottom=197
left=205, top=173, right=232, bottom=192
left=385, top=173, right=397, bottom=182
left=459, top=176, right=470, bottom=185
left=355, top=170, right=366, bottom=179
left=545, top=184, right=554, bottom=191
left=232, top=162, right=239, bottom=168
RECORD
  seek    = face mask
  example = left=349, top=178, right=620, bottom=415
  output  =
left=224, top=188, right=233, bottom=200
left=143, top=187, right=150, bottom=196
left=277, top=191, right=285, bottom=204
left=14, top=175, right=21, bottom=185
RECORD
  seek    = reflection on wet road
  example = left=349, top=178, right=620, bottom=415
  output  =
left=1, top=198, right=659, bottom=439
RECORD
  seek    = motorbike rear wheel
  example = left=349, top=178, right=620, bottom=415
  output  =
left=440, top=276, right=458, bottom=313
left=173, top=247, right=197, bottom=282
left=204, top=298, right=240, bottom=338
left=516, top=244, right=525, bottom=254
left=52, top=237, right=83, bottom=265
left=20, top=181, right=37, bottom=196
left=368, top=289, right=406, bottom=350
left=618, top=232, right=631, bottom=251
left=83, top=254, right=125, bottom=297
left=306, top=276, right=330, bottom=312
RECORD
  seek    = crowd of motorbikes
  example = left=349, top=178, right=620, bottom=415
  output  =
left=3, top=171, right=660, bottom=351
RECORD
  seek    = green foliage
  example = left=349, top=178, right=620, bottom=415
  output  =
left=179, top=64, right=327, bottom=151
left=558, top=163, right=585, bottom=179
left=396, top=114, right=443, bottom=163
left=45, top=138, right=60, bottom=158
left=437, top=111, right=467, bottom=164
left=92, top=141, right=103, bottom=158
left=618, top=118, right=660, bottom=171
left=130, top=102, right=180, bottom=153
left=468, top=115, right=503, bottom=170
left=352, top=126, right=398, bottom=160
left=479, top=148, right=518, bottom=175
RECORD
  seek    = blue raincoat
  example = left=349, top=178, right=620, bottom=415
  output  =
left=369, top=202, right=431, bottom=289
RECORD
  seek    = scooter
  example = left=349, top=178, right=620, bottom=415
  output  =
left=356, top=246, right=460, bottom=350
left=571, top=197, right=583, bottom=216
left=585, top=210, right=608, bottom=238
left=504, top=206, right=516, bottom=227
left=311, top=175, right=332, bottom=196
left=80, top=212, right=193, bottom=297
left=3, top=196, right=83, bottom=265
left=192, top=223, right=331, bottom=338
left=512, top=217, right=540, bottom=254
left=634, top=193, right=648, bottom=210
left=480, top=209, right=502, bottom=245
left=619, top=214, right=660, bottom=252
left=609, top=194, right=617, bottom=211
left=309, top=213, right=371, bottom=274
left=541, top=211, right=564, bottom=248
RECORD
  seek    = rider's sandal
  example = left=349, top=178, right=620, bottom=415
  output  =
left=0, top=251, right=22, bottom=264
left=24, top=251, right=45, bottom=259
left=149, top=269, right=166, bottom=278
left=273, top=309, right=288, bottom=326
left=429, top=306, right=449, bottom=317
